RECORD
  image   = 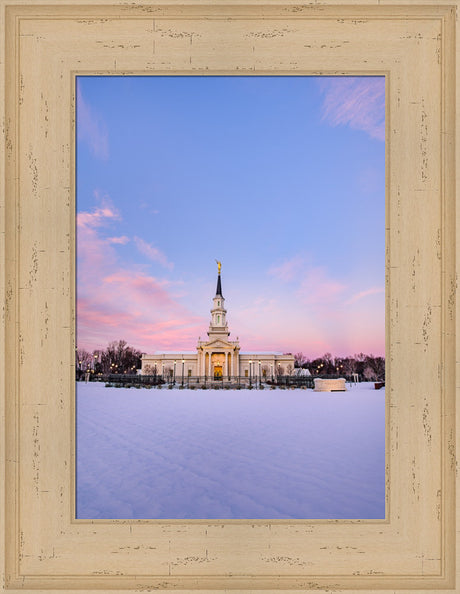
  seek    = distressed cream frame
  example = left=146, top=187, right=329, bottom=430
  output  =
left=0, top=1, right=458, bottom=592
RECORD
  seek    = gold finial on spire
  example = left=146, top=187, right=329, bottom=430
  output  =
left=215, top=259, right=222, bottom=275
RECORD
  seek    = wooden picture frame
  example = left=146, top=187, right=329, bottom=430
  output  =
left=0, top=0, right=458, bottom=591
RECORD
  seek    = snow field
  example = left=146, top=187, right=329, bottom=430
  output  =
left=76, top=382, right=385, bottom=519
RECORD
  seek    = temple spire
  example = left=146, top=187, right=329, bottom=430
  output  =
left=208, top=261, right=228, bottom=339
left=215, top=260, right=223, bottom=297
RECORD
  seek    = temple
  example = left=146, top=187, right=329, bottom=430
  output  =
left=141, top=263, right=294, bottom=381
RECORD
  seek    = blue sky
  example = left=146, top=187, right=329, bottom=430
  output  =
left=76, top=75, right=385, bottom=357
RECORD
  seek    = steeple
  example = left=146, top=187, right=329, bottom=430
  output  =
left=216, top=272, right=223, bottom=297
left=208, top=261, right=229, bottom=339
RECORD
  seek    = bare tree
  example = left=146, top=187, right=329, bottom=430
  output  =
left=294, top=352, right=306, bottom=368
left=341, top=357, right=357, bottom=376
left=365, top=355, right=385, bottom=381
left=100, top=340, right=142, bottom=374
left=363, top=366, right=377, bottom=381
left=76, top=348, right=92, bottom=372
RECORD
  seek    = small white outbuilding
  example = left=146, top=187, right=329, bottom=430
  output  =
left=314, top=378, right=347, bottom=392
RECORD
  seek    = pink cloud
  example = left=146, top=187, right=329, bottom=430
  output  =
left=345, top=287, right=384, bottom=305
left=76, top=205, right=120, bottom=230
left=133, top=236, right=174, bottom=270
left=106, top=235, right=130, bottom=245
left=268, top=257, right=346, bottom=305
left=318, top=77, right=385, bottom=141
left=262, top=256, right=384, bottom=356
left=76, top=84, right=109, bottom=160
left=76, top=206, right=204, bottom=353
left=268, top=255, right=306, bottom=282
left=297, top=267, right=346, bottom=305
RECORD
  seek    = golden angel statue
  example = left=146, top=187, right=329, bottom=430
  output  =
left=215, top=259, right=222, bottom=274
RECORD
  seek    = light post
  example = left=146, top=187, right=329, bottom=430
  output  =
left=181, top=359, right=185, bottom=387
left=249, top=360, right=252, bottom=387
left=258, top=360, right=261, bottom=388
left=173, top=360, right=176, bottom=384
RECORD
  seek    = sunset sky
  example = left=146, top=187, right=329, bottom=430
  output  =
left=76, top=75, right=385, bottom=358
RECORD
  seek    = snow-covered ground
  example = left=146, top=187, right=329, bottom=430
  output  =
left=76, top=382, right=385, bottom=520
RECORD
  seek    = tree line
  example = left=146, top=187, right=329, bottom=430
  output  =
left=75, top=341, right=385, bottom=382
left=76, top=340, right=142, bottom=379
left=294, top=351, right=385, bottom=382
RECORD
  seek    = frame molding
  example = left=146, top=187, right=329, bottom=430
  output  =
left=0, top=1, right=457, bottom=592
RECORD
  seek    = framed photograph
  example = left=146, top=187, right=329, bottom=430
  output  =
left=75, top=73, right=386, bottom=522
left=1, top=1, right=457, bottom=592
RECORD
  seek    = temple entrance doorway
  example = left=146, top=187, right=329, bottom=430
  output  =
left=211, top=353, right=225, bottom=379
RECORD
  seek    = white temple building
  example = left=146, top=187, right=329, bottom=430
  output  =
left=141, top=264, right=294, bottom=381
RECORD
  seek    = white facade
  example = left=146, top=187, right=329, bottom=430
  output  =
left=141, top=269, right=294, bottom=380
